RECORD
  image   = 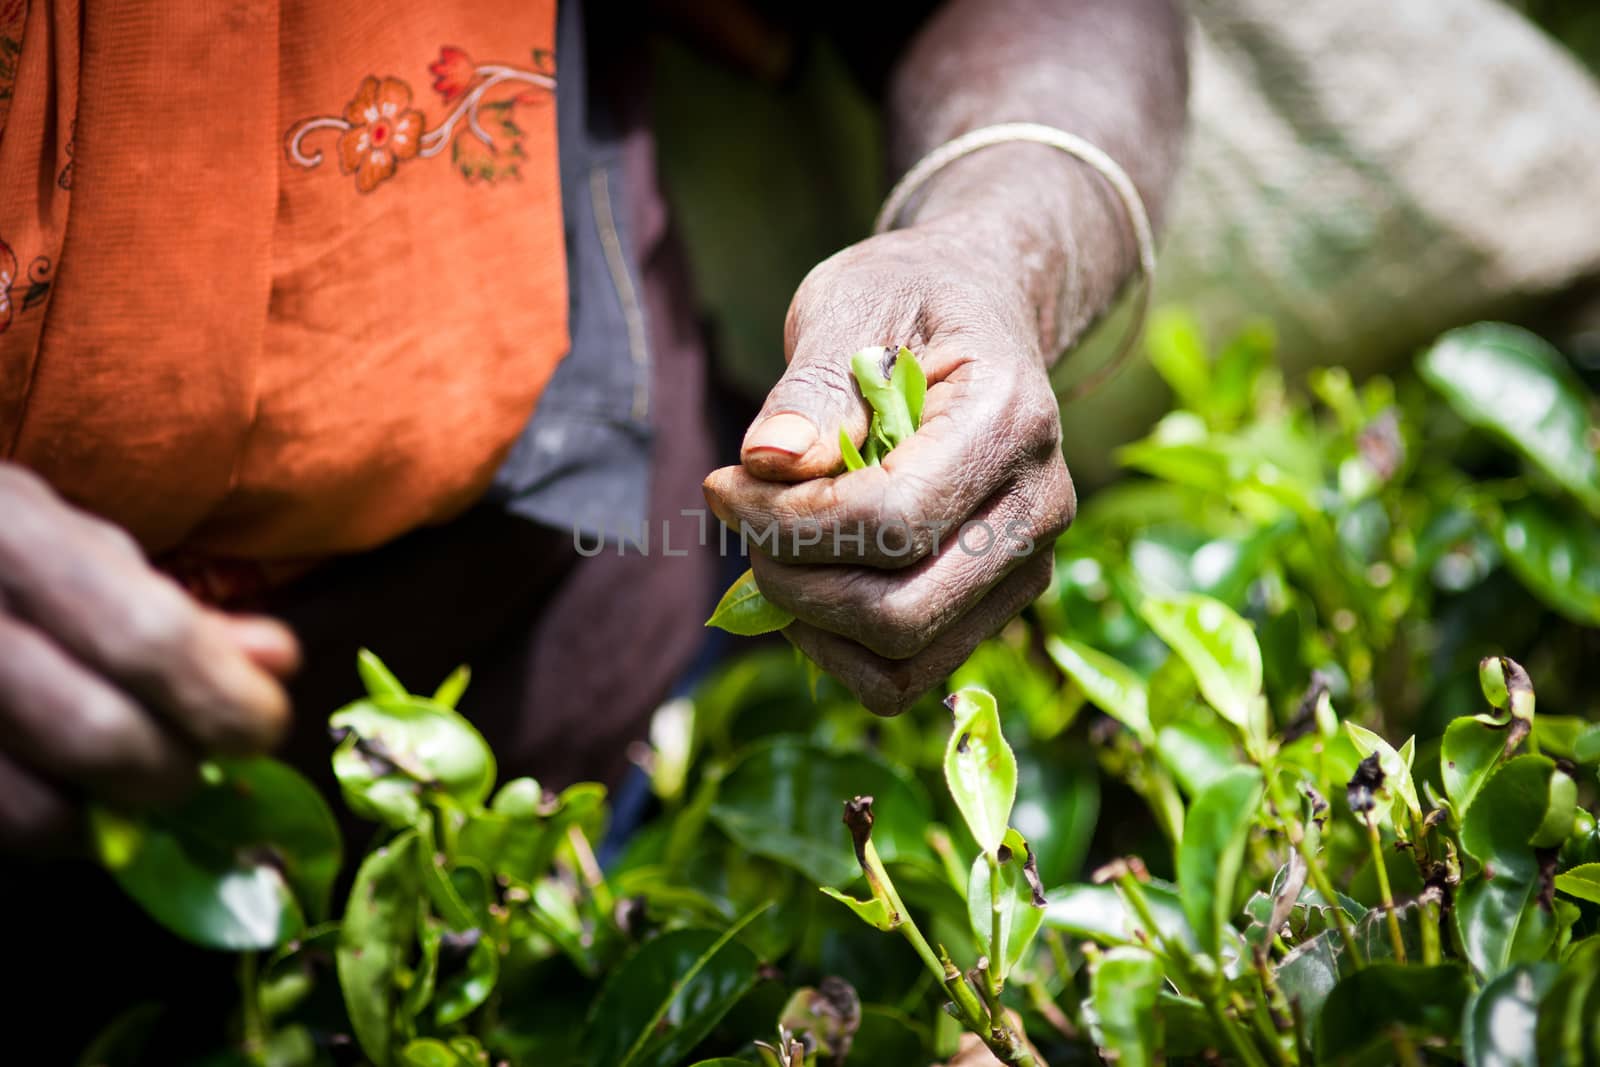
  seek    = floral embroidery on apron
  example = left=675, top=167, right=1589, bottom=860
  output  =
left=285, top=46, right=556, bottom=192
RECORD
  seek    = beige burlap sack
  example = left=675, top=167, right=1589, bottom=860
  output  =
left=1062, top=0, right=1600, bottom=482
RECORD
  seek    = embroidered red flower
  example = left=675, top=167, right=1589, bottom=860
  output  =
left=337, top=76, right=424, bottom=193
left=0, top=239, right=17, bottom=335
left=429, top=47, right=477, bottom=103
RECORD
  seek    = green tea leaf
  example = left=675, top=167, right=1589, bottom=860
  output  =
left=401, top=1037, right=484, bottom=1067
left=357, top=648, right=409, bottom=700
left=966, top=828, right=1048, bottom=980
left=705, top=568, right=795, bottom=636
left=330, top=689, right=496, bottom=828
left=1554, top=863, right=1600, bottom=905
left=434, top=927, right=498, bottom=1025
left=1177, top=765, right=1264, bottom=959
left=889, top=345, right=926, bottom=430
left=1443, top=716, right=1511, bottom=815
left=851, top=346, right=918, bottom=448
left=1462, top=964, right=1557, bottom=1067
left=1045, top=636, right=1151, bottom=742
left=943, top=687, right=1017, bottom=856
left=1344, top=721, right=1422, bottom=831
left=1087, top=947, right=1164, bottom=1067
left=586, top=922, right=762, bottom=1067
left=1155, top=720, right=1237, bottom=798
left=709, top=738, right=932, bottom=886
left=1576, top=725, right=1600, bottom=765
left=1317, top=962, right=1471, bottom=1064
left=1145, top=307, right=1210, bottom=412
left=1139, top=592, right=1266, bottom=743
left=1420, top=322, right=1600, bottom=516
left=91, top=758, right=338, bottom=950
left=820, top=885, right=897, bottom=931
left=338, top=829, right=421, bottom=1066
left=431, top=665, right=471, bottom=710
left=1044, top=880, right=1201, bottom=953
left=1457, top=756, right=1572, bottom=976
left=1534, top=937, right=1600, bottom=1064
left=840, top=427, right=868, bottom=471
left=1497, top=496, right=1600, bottom=626
left=1274, top=931, right=1342, bottom=1042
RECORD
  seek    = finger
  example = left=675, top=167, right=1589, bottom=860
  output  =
left=785, top=551, right=1054, bottom=715
left=0, top=488, right=290, bottom=753
left=740, top=348, right=875, bottom=483
left=217, top=614, right=302, bottom=679
left=0, top=748, right=78, bottom=852
left=751, top=457, right=1074, bottom=658
left=707, top=357, right=1062, bottom=567
left=0, top=615, right=200, bottom=808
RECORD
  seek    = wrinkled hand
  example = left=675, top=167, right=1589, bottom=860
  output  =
left=703, top=226, right=1075, bottom=714
left=0, top=463, right=298, bottom=850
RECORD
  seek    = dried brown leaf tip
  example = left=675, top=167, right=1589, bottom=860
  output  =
left=1022, top=846, right=1048, bottom=908
left=1347, top=751, right=1384, bottom=816
left=1090, top=856, right=1150, bottom=885
left=842, top=795, right=875, bottom=863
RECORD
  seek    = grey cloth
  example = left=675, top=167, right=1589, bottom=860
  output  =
left=488, top=0, right=654, bottom=538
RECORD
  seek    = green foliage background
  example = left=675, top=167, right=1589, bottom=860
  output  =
left=84, top=317, right=1600, bottom=1066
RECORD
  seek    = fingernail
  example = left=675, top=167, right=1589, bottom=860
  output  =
left=745, top=413, right=818, bottom=458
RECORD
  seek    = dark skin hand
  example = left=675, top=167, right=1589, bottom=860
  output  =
left=703, top=0, right=1188, bottom=714
left=0, top=462, right=298, bottom=849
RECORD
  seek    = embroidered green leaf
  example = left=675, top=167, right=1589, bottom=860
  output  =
left=705, top=568, right=794, bottom=636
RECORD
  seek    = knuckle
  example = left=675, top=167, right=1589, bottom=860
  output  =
left=866, top=588, right=934, bottom=660
left=64, top=689, right=147, bottom=776
left=116, top=589, right=198, bottom=666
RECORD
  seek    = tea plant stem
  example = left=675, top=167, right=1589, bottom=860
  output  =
left=1205, top=996, right=1272, bottom=1067
left=566, top=824, right=614, bottom=914
left=1364, top=816, right=1406, bottom=963
left=1115, top=861, right=1270, bottom=1067
left=1419, top=889, right=1443, bottom=966
left=1269, top=777, right=1364, bottom=969
left=937, top=946, right=991, bottom=1034
left=987, top=851, right=1005, bottom=998
left=1027, top=978, right=1077, bottom=1040
left=238, top=951, right=265, bottom=1063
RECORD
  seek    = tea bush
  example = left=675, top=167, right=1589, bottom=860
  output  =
left=85, top=317, right=1600, bottom=1066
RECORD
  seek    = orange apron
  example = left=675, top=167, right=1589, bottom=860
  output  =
left=0, top=0, right=568, bottom=575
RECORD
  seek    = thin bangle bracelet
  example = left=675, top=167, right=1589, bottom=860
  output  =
left=874, top=121, right=1157, bottom=403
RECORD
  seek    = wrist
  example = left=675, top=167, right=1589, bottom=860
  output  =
left=893, top=140, right=1138, bottom=361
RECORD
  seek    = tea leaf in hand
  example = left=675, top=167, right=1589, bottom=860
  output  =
left=840, top=427, right=868, bottom=472
left=943, top=687, right=1017, bottom=856
left=851, top=345, right=919, bottom=448
left=889, top=344, right=926, bottom=430
left=705, top=567, right=795, bottom=636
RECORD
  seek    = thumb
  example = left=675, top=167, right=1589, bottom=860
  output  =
left=742, top=342, right=873, bottom=482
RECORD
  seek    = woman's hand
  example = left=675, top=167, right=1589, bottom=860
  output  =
left=703, top=222, right=1075, bottom=714
left=0, top=463, right=298, bottom=849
